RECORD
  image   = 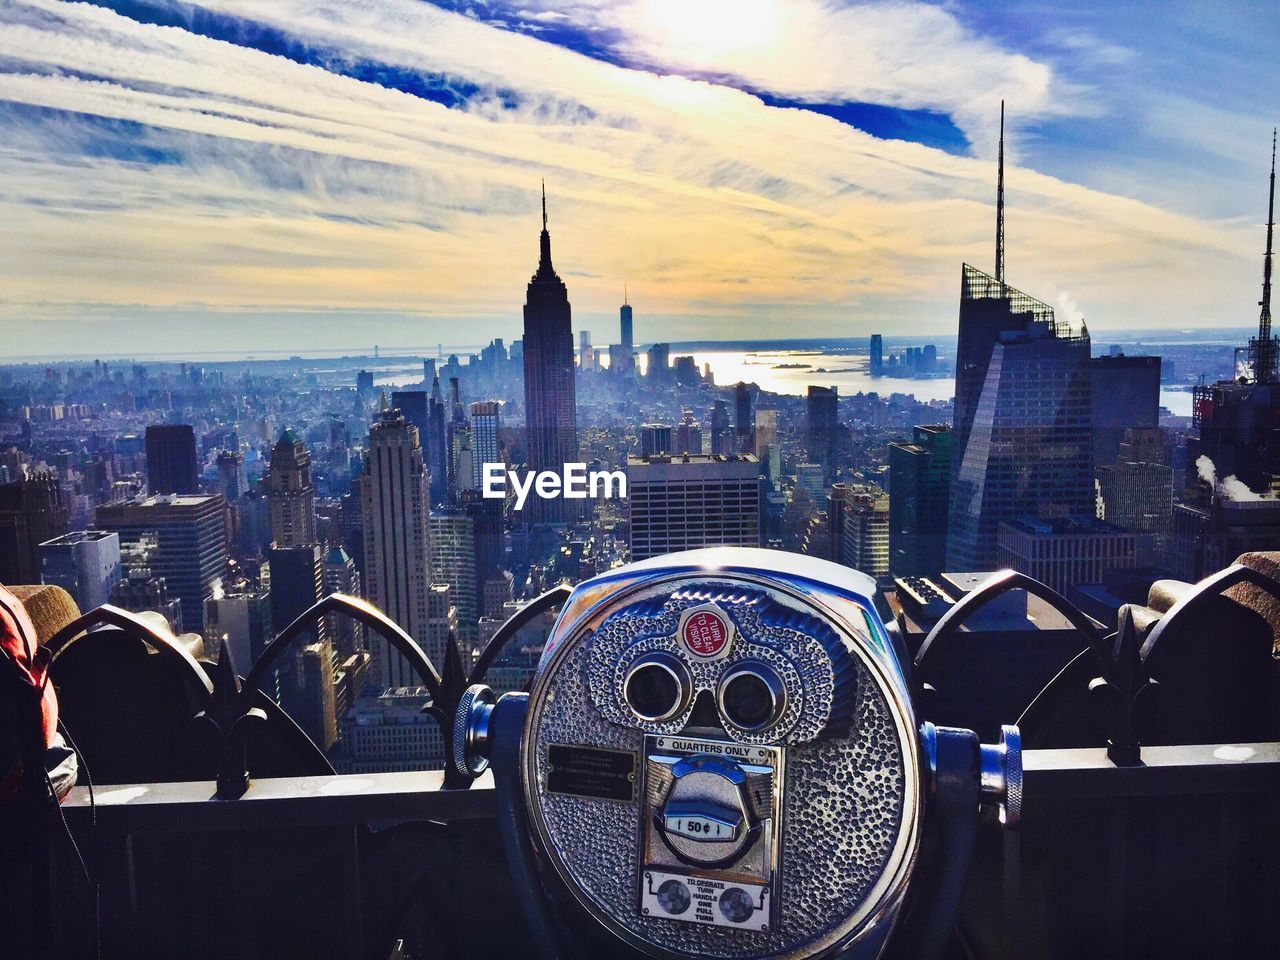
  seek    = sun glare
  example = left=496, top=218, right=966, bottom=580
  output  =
left=638, top=0, right=782, bottom=62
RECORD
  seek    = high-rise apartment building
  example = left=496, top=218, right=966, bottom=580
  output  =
left=1090, top=354, right=1161, bottom=467
left=39, top=530, right=121, bottom=612
left=466, top=495, right=505, bottom=616
left=675, top=411, right=703, bottom=456
left=204, top=586, right=271, bottom=673
left=734, top=382, right=754, bottom=453
left=753, top=409, right=778, bottom=458
left=268, top=428, right=317, bottom=548
left=640, top=423, right=674, bottom=459
left=427, top=378, right=450, bottom=506
left=794, top=463, right=826, bottom=504
left=647, top=343, right=670, bottom=383
left=888, top=425, right=952, bottom=576
left=1120, top=427, right=1168, bottom=465
left=827, top=484, right=890, bottom=578
left=391, top=390, right=430, bottom=452
left=97, top=494, right=226, bottom=634
left=470, top=401, right=501, bottom=488
left=522, top=186, right=579, bottom=524
left=215, top=450, right=247, bottom=500
left=323, top=546, right=363, bottom=658
left=430, top=508, right=477, bottom=626
left=806, top=386, right=840, bottom=484
left=339, top=686, right=443, bottom=773
left=145, top=424, right=200, bottom=495
left=997, top=517, right=1137, bottom=595
left=267, top=543, right=333, bottom=742
left=626, top=454, right=762, bottom=561
left=360, top=407, right=432, bottom=689
left=1098, top=461, right=1174, bottom=535
left=710, top=400, right=733, bottom=456
left=415, top=581, right=459, bottom=703
left=0, top=472, right=69, bottom=584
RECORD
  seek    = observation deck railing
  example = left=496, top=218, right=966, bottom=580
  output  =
left=10, top=554, right=1280, bottom=958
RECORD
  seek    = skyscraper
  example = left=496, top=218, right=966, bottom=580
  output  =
left=626, top=454, right=763, bottom=561
left=647, top=343, right=670, bottom=383
left=0, top=471, right=68, bottom=585
left=640, top=424, right=673, bottom=458
left=469, top=401, right=501, bottom=488
left=521, top=184, right=579, bottom=523
left=204, top=585, right=272, bottom=674
left=618, top=289, right=635, bottom=373
left=869, top=335, right=884, bottom=376
left=734, top=382, right=754, bottom=453
left=465, top=495, right=505, bottom=617
left=39, top=530, right=121, bottom=612
left=430, top=508, right=477, bottom=626
left=710, top=400, right=732, bottom=456
left=806, top=386, right=839, bottom=484
left=391, top=390, right=430, bottom=446
left=1090, top=355, right=1161, bottom=467
left=675, top=410, right=703, bottom=456
left=268, top=428, right=317, bottom=548
left=827, top=484, right=890, bottom=578
left=947, top=106, right=1094, bottom=572
left=145, top=424, right=199, bottom=495
left=215, top=450, right=247, bottom=501
left=888, top=425, right=952, bottom=576
left=361, top=406, right=432, bottom=689
left=427, top=377, right=449, bottom=506
left=96, top=494, right=226, bottom=634
left=268, top=543, right=335, bottom=751
left=947, top=294, right=1093, bottom=571
left=323, top=545, right=363, bottom=658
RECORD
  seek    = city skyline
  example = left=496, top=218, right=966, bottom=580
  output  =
left=0, top=1, right=1277, bottom=356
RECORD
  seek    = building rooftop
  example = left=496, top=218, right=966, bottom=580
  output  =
left=39, top=529, right=117, bottom=546
left=1002, top=516, right=1130, bottom=536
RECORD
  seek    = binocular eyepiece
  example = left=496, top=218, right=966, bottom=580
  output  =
left=456, top=548, right=1020, bottom=960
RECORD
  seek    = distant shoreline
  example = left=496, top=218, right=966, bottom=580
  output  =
left=1, top=328, right=1256, bottom=366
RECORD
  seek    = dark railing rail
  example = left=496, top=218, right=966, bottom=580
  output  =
left=50, top=742, right=1279, bottom=959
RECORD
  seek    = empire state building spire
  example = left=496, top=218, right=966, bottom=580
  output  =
left=536, top=179, right=558, bottom=281
left=995, top=100, right=1006, bottom=283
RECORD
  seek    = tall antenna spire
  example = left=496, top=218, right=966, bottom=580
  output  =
left=535, top=179, right=556, bottom=279
left=995, top=99, right=1006, bottom=284
left=1257, top=128, right=1276, bottom=382
left=624, top=283, right=628, bottom=306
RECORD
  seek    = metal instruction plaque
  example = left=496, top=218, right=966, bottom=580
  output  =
left=547, top=744, right=636, bottom=802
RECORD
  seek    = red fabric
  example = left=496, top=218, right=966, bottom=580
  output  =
left=0, top=585, right=58, bottom=750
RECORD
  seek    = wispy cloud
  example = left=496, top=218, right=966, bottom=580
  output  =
left=0, top=0, right=1265, bottom=355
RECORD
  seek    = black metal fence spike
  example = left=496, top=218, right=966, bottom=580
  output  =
left=429, top=630, right=473, bottom=789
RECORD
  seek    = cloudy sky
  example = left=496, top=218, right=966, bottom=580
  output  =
left=0, top=0, right=1275, bottom=357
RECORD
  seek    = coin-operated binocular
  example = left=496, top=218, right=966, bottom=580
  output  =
left=454, top=549, right=1021, bottom=960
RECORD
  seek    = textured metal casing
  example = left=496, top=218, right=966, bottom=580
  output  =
left=521, top=549, right=922, bottom=960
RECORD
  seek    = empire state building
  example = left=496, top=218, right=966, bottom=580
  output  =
left=522, top=185, right=580, bottom=523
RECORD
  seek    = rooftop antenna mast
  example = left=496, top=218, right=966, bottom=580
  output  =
left=1256, top=128, right=1276, bottom=382
left=995, top=100, right=1006, bottom=284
